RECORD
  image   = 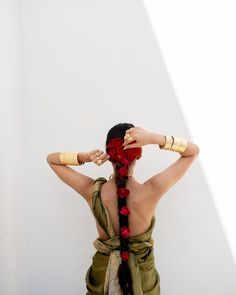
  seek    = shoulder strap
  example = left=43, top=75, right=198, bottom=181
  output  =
left=92, top=177, right=107, bottom=195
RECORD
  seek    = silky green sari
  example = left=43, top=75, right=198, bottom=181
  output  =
left=85, top=177, right=161, bottom=295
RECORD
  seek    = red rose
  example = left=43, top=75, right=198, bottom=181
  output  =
left=116, top=146, right=124, bottom=159
left=125, top=145, right=142, bottom=161
left=120, top=226, right=130, bottom=238
left=106, top=137, right=142, bottom=164
left=108, top=148, right=117, bottom=162
left=106, top=138, right=125, bottom=162
left=121, top=251, right=129, bottom=261
left=120, top=157, right=130, bottom=166
left=117, top=188, right=130, bottom=198
left=118, top=166, right=128, bottom=177
left=119, top=206, right=130, bottom=215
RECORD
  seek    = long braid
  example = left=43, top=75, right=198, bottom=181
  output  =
left=105, top=123, right=142, bottom=295
left=115, top=161, right=134, bottom=295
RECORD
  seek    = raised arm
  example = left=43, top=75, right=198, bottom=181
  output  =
left=143, top=132, right=200, bottom=203
left=46, top=150, right=110, bottom=205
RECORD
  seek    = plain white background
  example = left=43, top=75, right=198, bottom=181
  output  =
left=144, top=0, right=236, bottom=264
left=1, top=0, right=236, bottom=294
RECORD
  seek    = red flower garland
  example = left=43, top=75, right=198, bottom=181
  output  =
left=118, top=166, right=129, bottom=177
left=119, top=206, right=130, bottom=215
left=120, top=226, right=131, bottom=238
left=105, top=137, right=141, bottom=262
left=117, top=188, right=130, bottom=198
left=120, top=251, right=129, bottom=261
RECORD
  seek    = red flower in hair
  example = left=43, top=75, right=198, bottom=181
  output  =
left=120, top=226, right=131, bottom=238
left=121, top=251, right=129, bottom=261
left=120, top=157, right=130, bottom=166
left=125, top=147, right=142, bottom=161
left=117, top=188, right=130, bottom=198
left=118, top=166, right=128, bottom=177
left=119, top=206, right=130, bottom=215
left=106, top=137, right=142, bottom=164
left=107, top=138, right=122, bottom=148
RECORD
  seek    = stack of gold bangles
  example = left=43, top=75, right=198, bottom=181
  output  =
left=159, top=135, right=188, bottom=153
left=59, top=152, right=85, bottom=166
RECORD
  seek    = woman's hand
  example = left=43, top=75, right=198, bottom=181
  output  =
left=122, top=127, right=153, bottom=149
left=79, top=149, right=110, bottom=165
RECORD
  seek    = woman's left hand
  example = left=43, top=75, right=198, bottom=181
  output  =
left=79, top=149, right=110, bottom=165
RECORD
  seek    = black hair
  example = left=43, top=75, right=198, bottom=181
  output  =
left=105, top=122, right=140, bottom=295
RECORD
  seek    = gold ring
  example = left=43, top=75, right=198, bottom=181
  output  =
left=96, top=159, right=102, bottom=165
left=125, top=135, right=133, bottom=141
left=124, top=133, right=132, bottom=141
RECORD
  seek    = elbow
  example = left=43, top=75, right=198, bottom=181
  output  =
left=46, top=154, right=52, bottom=164
left=194, top=145, right=200, bottom=157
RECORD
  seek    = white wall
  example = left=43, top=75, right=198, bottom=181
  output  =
left=0, top=0, right=26, bottom=294
left=143, top=0, right=236, bottom=264
left=1, top=0, right=236, bottom=294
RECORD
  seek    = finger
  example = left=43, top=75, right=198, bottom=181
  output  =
left=123, top=142, right=139, bottom=149
left=91, top=151, right=101, bottom=158
left=99, top=152, right=108, bottom=160
left=91, top=149, right=101, bottom=155
left=123, top=138, right=136, bottom=146
left=95, top=154, right=110, bottom=165
left=123, top=132, right=136, bottom=141
left=91, top=151, right=103, bottom=161
left=125, top=128, right=136, bottom=135
left=127, top=126, right=139, bottom=133
left=103, top=154, right=110, bottom=162
left=95, top=150, right=104, bottom=156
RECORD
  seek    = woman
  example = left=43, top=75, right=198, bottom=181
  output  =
left=47, top=123, right=200, bottom=295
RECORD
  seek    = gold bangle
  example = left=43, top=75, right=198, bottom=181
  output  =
left=159, top=135, right=188, bottom=153
left=159, top=135, right=173, bottom=149
left=171, top=137, right=182, bottom=151
left=171, top=137, right=188, bottom=153
left=178, top=138, right=188, bottom=153
left=59, top=152, right=85, bottom=165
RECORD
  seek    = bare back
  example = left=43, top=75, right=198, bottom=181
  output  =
left=88, top=177, right=158, bottom=240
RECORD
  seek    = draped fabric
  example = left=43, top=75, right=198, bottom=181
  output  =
left=85, top=177, right=161, bottom=295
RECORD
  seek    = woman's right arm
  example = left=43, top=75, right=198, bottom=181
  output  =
left=151, top=132, right=200, bottom=157
left=143, top=132, right=200, bottom=202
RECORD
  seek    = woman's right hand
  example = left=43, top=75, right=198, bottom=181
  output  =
left=122, top=127, right=153, bottom=149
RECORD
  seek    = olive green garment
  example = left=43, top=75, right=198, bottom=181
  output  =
left=85, top=177, right=161, bottom=295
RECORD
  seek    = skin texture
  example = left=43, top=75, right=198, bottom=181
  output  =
left=47, top=127, right=200, bottom=239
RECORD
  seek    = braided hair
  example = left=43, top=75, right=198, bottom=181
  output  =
left=105, top=123, right=142, bottom=295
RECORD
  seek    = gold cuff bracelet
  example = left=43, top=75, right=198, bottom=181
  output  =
left=159, top=135, right=188, bottom=153
left=59, top=152, right=85, bottom=165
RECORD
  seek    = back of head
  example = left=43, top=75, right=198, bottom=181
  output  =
left=105, top=123, right=142, bottom=295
